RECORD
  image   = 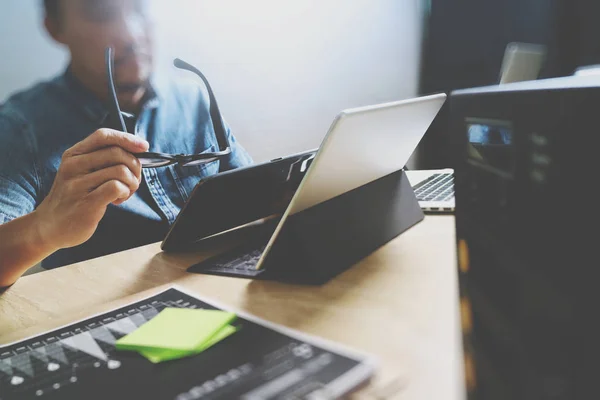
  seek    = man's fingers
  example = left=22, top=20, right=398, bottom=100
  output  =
left=78, top=165, right=140, bottom=198
left=65, top=129, right=149, bottom=157
left=70, top=146, right=142, bottom=181
left=87, top=180, right=131, bottom=208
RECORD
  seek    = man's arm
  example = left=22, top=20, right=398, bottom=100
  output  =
left=0, top=129, right=149, bottom=288
left=0, top=212, right=56, bottom=287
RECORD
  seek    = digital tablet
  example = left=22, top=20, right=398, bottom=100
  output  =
left=161, top=149, right=317, bottom=252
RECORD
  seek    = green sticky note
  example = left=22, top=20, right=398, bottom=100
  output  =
left=115, top=308, right=236, bottom=352
left=139, top=324, right=238, bottom=364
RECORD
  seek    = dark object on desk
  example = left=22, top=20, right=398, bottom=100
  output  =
left=451, top=75, right=600, bottom=400
left=0, top=288, right=374, bottom=400
left=189, top=169, right=424, bottom=285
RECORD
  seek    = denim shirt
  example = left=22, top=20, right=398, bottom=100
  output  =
left=0, top=70, right=253, bottom=269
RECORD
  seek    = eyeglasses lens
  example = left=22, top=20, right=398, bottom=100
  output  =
left=138, top=156, right=173, bottom=168
left=180, top=157, right=220, bottom=167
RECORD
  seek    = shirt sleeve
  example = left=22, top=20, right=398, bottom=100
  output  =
left=0, top=110, right=40, bottom=224
left=219, top=119, right=254, bottom=172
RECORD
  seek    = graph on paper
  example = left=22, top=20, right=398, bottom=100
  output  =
left=0, top=288, right=374, bottom=400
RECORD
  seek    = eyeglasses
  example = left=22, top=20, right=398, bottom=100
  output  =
left=105, top=47, right=232, bottom=168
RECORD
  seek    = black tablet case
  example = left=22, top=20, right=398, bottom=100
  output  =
left=188, top=169, right=424, bottom=285
left=161, top=151, right=315, bottom=252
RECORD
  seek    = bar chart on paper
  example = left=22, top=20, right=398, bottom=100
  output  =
left=0, top=288, right=375, bottom=400
left=0, top=294, right=173, bottom=398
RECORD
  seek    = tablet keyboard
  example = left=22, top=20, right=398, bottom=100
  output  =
left=188, top=240, right=269, bottom=278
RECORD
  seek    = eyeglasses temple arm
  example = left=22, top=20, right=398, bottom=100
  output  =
left=173, top=58, right=231, bottom=154
left=105, top=47, right=128, bottom=133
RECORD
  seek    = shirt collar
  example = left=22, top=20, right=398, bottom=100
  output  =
left=59, top=67, right=160, bottom=128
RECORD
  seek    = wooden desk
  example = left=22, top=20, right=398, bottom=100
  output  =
left=0, top=216, right=464, bottom=400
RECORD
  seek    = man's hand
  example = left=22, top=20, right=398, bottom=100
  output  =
left=35, top=129, right=149, bottom=250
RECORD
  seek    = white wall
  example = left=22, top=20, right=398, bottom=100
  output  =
left=0, top=3, right=67, bottom=101
left=0, top=0, right=423, bottom=163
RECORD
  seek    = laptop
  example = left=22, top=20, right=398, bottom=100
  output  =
left=184, top=93, right=447, bottom=278
left=405, top=168, right=455, bottom=213
left=499, top=42, right=546, bottom=84
left=406, top=41, right=547, bottom=214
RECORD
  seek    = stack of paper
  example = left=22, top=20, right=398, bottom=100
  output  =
left=115, top=308, right=238, bottom=363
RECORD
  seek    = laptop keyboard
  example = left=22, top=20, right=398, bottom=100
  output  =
left=413, top=173, right=455, bottom=202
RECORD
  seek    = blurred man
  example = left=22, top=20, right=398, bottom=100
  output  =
left=0, top=0, right=253, bottom=287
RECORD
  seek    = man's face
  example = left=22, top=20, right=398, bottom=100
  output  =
left=49, top=0, right=155, bottom=110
